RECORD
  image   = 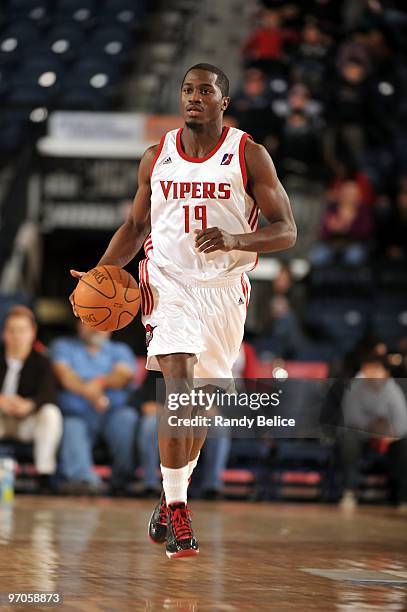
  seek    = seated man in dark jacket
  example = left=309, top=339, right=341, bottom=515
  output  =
left=0, top=306, right=62, bottom=488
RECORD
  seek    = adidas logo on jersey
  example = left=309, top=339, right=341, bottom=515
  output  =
left=162, top=156, right=172, bottom=164
left=238, top=297, right=245, bottom=305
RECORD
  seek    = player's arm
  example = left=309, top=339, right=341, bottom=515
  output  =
left=96, top=145, right=157, bottom=268
left=69, top=145, right=157, bottom=314
left=195, top=140, right=296, bottom=254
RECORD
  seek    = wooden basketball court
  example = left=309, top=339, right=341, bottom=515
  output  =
left=0, top=497, right=406, bottom=610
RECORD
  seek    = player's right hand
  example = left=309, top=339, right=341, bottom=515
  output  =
left=69, top=269, right=85, bottom=317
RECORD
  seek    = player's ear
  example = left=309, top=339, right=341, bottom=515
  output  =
left=221, top=96, right=231, bottom=112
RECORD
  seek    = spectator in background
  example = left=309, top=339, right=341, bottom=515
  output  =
left=278, top=109, right=323, bottom=180
left=324, top=58, right=372, bottom=166
left=338, top=354, right=407, bottom=510
left=229, top=68, right=277, bottom=144
left=310, top=180, right=373, bottom=266
left=327, top=162, right=376, bottom=207
left=51, top=322, right=138, bottom=496
left=241, top=8, right=298, bottom=72
left=336, top=28, right=372, bottom=75
left=0, top=306, right=62, bottom=492
left=272, top=83, right=323, bottom=123
left=255, top=294, right=304, bottom=360
left=291, top=20, right=332, bottom=94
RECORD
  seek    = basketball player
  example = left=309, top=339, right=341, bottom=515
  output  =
left=70, top=64, right=296, bottom=559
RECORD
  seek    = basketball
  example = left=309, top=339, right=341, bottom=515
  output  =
left=74, top=265, right=140, bottom=332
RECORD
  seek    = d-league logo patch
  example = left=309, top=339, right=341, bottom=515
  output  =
left=145, top=324, right=156, bottom=347
left=220, top=153, right=233, bottom=165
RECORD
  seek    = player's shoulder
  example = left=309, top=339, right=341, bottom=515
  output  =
left=143, top=144, right=160, bottom=161
left=243, top=137, right=273, bottom=166
left=244, top=137, right=266, bottom=155
left=142, top=128, right=175, bottom=161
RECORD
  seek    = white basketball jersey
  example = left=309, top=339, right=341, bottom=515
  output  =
left=145, top=126, right=258, bottom=283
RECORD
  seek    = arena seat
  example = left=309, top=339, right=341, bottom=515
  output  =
left=68, top=57, right=121, bottom=83
left=21, top=53, right=65, bottom=74
left=58, top=86, right=110, bottom=110
left=377, top=262, right=407, bottom=296
left=0, top=1, right=144, bottom=126
left=55, top=0, right=95, bottom=23
left=91, top=24, right=131, bottom=47
left=306, top=298, right=371, bottom=354
left=6, top=83, right=54, bottom=107
left=308, top=265, right=374, bottom=299
left=1, top=20, right=42, bottom=45
left=372, top=297, right=407, bottom=348
left=103, top=0, right=146, bottom=24
left=47, top=23, right=86, bottom=47
left=8, top=0, right=48, bottom=22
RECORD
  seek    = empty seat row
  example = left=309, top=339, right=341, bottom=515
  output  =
left=2, top=0, right=145, bottom=20
left=307, top=297, right=407, bottom=352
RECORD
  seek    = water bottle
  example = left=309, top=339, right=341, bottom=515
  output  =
left=0, top=458, right=15, bottom=503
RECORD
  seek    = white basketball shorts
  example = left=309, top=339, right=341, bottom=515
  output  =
left=138, top=258, right=250, bottom=380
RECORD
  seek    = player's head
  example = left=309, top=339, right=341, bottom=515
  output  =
left=180, top=63, right=230, bottom=129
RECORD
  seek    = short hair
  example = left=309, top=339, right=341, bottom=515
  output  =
left=4, top=305, right=36, bottom=327
left=182, top=63, right=230, bottom=96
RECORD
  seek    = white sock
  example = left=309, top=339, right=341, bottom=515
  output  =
left=161, top=464, right=189, bottom=505
left=188, top=451, right=200, bottom=480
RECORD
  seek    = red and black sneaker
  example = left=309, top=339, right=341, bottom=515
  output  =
left=148, top=489, right=168, bottom=544
left=166, top=502, right=199, bottom=559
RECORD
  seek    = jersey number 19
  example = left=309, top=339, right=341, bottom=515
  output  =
left=183, top=204, right=207, bottom=233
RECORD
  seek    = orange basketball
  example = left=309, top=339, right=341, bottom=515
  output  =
left=74, top=265, right=140, bottom=332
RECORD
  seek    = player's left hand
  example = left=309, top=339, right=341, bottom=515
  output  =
left=194, top=228, right=237, bottom=254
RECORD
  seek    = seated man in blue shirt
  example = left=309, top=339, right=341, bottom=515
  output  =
left=51, top=322, right=138, bottom=495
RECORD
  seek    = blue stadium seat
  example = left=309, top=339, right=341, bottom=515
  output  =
left=0, top=122, right=26, bottom=153
left=68, top=57, right=120, bottom=84
left=306, top=299, right=371, bottom=354
left=55, top=0, right=95, bottom=23
left=0, top=22, right=41, bottom=67
left=102, top=0, right=145, bottom=26
left=6, top=83, right=55, bottom=108
left=91, top=25, right=131, bottom=47
left=58, top=86, right=110, bottom=110
left=10, top=56, right=63, bottom=101
left=377, top=263, right=407, bottom=297
left=0, top=65, right=9, bottom=99
left=78, top=40, right=127, bottom=64
left=309, top=266, right=374, bottom=299
left=47, top=23, right=85, bottom=47
left=372, top=297, right=407, bottom=348
left=20, top=53, right=65, bottom=75
left=44, top=24, right=85, bottom=61
left=8, top=0, right=48, bottom=22
left=1, top=20, right=41, bottom=45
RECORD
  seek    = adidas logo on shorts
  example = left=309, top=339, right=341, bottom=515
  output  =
left=162, top=156, right=172, bottom=164
left=238, top=297, right=245, bottom=305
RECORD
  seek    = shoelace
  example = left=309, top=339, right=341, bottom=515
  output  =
left=159, top=495, right=168, bottom=525
left=170, top=507, right=193, bottom=540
